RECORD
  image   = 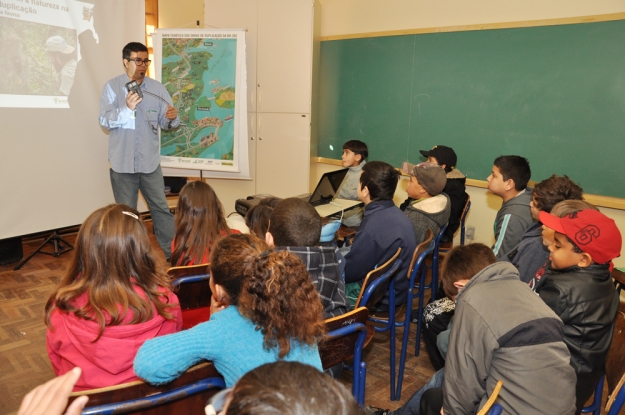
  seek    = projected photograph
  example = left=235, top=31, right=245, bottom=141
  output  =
left=0, top=0, right=95, bottom=108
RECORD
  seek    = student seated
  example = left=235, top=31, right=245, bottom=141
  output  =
left=486, top=155, right=533, bottom=259
left=530, top=199, right=599, bottom=291
left=343, top=161, right=417, bottom=308
left=420, top=244, right=576, bottom=415
left=134, top=234, right=325, bottom=387
left=245, top=196, right=282, bottom=238
left=45, top=204, right=182, bottom=391
left=501, top=174, right=583, bottom=283
left=538, top=208, right=622, bottom=411
left=217, top=361, right=363, bottom=415
left=170, top=180, right=239, bottom=266
left=400, top=145, right=466, bottom=243
left=266, top=198, right=348, bottom=318
left=336, top=139, right=368, bottom=227
left=400, top=161, right=450, bottom=244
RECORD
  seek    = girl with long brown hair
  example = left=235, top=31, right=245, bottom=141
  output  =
left=170, top=180, right=238, bottom=266
left=134, top=233, right=326, bottom=387
left=45, top=204, right=182, bottom=391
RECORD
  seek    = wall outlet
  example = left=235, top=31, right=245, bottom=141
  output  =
left=466, top=226, right=475, bottom=240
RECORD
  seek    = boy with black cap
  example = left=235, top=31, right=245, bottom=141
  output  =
left=400, top=162, right=451, bottom=245
left=401, top=145, right=466, bottom=243
left=538, top=209, right=622, bottom=412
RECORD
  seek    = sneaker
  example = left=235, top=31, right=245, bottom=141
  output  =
left=366, top=405, right=390, bottom=415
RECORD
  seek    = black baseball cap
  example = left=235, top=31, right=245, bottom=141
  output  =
left=419, top=145, right=457, bottom=169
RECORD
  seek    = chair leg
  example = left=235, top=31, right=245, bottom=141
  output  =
left=359, top=361, right=367, bottom=406
left=395, top=291, right=414, bottom=401
left=389, top=286, right=397, bottom=401
left=415, top=266, right=427, bottom=357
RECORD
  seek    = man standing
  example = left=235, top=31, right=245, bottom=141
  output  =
left=99, top=42, right=179, bottom=258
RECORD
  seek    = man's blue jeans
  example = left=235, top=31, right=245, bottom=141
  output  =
left=390, top=368, right=445, bottom=415
left=110, top=165, right=174, bottom=258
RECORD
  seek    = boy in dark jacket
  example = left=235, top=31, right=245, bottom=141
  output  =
left=538, top=209, right=622, bottom=411
left=265, top=198, right=348, bottom=318
left=344, top=161, right=416, bottom=308
left=400, top=162, right=450, bottom=245
left=501, top=175, right=584, bottom=283
left=400, top=145, right=466, bottom=243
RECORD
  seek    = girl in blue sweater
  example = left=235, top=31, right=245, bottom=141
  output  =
left=134, top=234, right=325, bottom=386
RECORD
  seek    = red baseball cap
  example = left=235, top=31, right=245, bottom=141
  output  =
left=539, top=209, right=622, bottom=264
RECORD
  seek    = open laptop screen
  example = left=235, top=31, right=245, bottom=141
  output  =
left=309, top=168, right=348, bottom=206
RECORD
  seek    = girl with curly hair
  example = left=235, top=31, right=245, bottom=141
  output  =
left=170, top=180, right=238, bottom=266
left=45, top=204, right=182, bottom=391
left=134, top=233, right=325, bottom=386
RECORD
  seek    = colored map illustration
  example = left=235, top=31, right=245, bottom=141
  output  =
left=160, top=37, right=237, bottom=164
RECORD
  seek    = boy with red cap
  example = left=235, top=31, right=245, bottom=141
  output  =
left=538, top=209, right=622, bottom=412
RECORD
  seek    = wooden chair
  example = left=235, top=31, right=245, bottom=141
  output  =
left=352, top=248, right=403, bottom=400
left=392, top=230, right=435, bottom=400
left=66, top=362, right=225, bottom=415
left=581, top=310, right=625, bottom=415
left=319, top=307, right=372, bottom=405
left=613, top=268, right=625, bottom=295
left=167, top=264, right=211, bottom=329
left=440, top=192, right=472, bottom=251
left=353, top=247, right=403, bottom=310
left=476, top=380, right=503, bottom=415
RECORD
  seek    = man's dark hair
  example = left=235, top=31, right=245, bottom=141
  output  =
left=359, top=161, right=399, bottom=201
left=269, top=198, right=321, bottom=247
left=493, top=155, right=531, bottom=191
left=343, top=140, right=368, bottom=161
left=441, top=243, right=497, bottom=298
left=533, top=175, right=584, bottom=213
left=122, top=42, right=148, bottom=60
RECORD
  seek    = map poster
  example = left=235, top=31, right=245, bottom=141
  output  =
left=153, top=29, right=248, bottom=172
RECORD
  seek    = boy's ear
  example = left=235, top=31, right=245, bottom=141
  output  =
left=355, top=153, right=362, bottom=163
left=577, top=252, right=593, bottom=268
left=265, top=231, right=275, bottom=247
left=504, top=179, right=515, bottom=192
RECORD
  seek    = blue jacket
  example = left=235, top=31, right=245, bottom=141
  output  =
left=499, top=222, right=549, bottom=283
left=344, top=199, right=417, bottom=306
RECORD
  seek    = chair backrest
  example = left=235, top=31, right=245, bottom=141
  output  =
left=476, top=380, right=503, bottom=415
left=605, top=311, right=625, bottom=413
left=167, top=264, right=211, bottom=310
left=407, top=229, right=434, bottom=282
left=354, top=248, right=403, bottom=309
left=67, top=362, right=225, bottom=415
left=319, top=307, right=369, bottom=369
left=460, top=192, right=471, bottom=245
left=612, top=268, right=625, bottom=294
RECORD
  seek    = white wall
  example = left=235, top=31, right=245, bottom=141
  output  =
left=318, top=0, right=625, bottom=38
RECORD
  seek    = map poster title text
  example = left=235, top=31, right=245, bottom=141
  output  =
left=162, top=33, right=239, bottom=38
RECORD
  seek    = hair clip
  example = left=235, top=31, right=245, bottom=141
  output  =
left=122, top=211, right=139, bottom=220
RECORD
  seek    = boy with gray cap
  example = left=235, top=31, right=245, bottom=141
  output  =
left=401, top=162, right=451, bottom=244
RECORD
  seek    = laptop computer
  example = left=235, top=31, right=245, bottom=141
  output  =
left=297, top=168, right=363, bottom=217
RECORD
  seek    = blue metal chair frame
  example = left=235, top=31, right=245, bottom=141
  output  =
left=429, top=224, right=448, bottom=302
left=325, top=322, right=368, bottom=405
left=172, top=274, right=211, bottom=288
left=81, top=377, right=226, bottom=415
left=356, top=256, right=403, bottom=400
left=393, top=237, right=435, bottom=400
left=487, top=403, right=503, bottom=415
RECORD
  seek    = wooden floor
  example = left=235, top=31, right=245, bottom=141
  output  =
left=0, top=225, right=620, bottom=414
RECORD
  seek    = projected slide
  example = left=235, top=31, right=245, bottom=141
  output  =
left=0, top=0, right=97, bottom=108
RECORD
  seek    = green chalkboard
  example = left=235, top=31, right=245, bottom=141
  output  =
left=318, top=20, right=625, bottom=198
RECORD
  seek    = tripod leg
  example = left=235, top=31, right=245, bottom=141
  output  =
left=13, top=234, right=55, bottom=270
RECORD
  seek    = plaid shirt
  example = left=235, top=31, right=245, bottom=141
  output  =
left=278, top=246, right=348, bottom=318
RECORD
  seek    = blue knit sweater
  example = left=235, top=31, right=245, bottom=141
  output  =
left=134, top=306, right=322, bottom=386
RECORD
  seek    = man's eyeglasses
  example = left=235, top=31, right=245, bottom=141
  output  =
left=130, top=58, right=151, bottom=66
